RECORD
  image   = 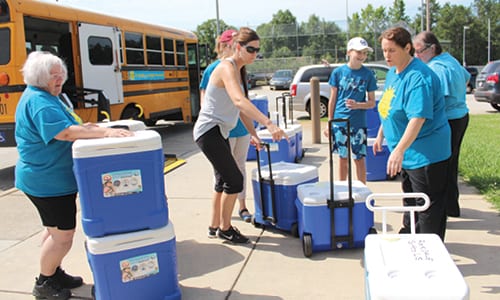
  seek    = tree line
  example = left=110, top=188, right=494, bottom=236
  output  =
left=195, top=0, right=499, bottom=66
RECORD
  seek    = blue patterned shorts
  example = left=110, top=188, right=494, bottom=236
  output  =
left=331, top=124, right=367, bottom=160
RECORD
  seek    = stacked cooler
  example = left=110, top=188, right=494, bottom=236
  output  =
left=366, top=100, right=390, bottom=181
left=247, top=94, right=269, bottom=161
left=72, top=121, right=181, bottom=300
left=248, top=92, right=303, bottom=164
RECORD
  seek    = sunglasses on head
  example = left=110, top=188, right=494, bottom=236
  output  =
left=243, top=45, right=260, bottom=54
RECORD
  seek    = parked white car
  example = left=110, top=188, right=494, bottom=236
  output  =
left=290, top=63, right=390, bottom=118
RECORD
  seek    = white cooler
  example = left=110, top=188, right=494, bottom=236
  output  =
left=364, top=193, right=469, bottom=300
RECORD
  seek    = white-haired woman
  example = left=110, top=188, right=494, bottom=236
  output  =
left=15, top=51, right=132, bottom=300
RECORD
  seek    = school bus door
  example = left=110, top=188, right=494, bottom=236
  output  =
left=78, top=23, right=123, bottom=107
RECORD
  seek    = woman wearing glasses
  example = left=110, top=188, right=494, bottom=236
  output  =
left=372, top=27, right=451, bottom=241
left=413, top=31, right=471, bottom=218
left=193, top=27, right=286, bottom=244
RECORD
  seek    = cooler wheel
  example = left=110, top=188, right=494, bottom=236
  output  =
left=251, top=217, right=264, bottom=229
left=303, top=233, right=313, bottom=257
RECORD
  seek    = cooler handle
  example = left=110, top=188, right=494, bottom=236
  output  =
left=256, top=142, right=277, bottom=224
left=365, top=192, right=430, bottom=235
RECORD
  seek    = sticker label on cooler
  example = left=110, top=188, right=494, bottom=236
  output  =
left=120, top=253, right=159, bottom=283
left=102, top=170, right=143, bottom=198
left=267, top=142, right=279, bottom=152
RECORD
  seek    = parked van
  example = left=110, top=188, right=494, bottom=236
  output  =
left=290, top=63, right=389, bottom=118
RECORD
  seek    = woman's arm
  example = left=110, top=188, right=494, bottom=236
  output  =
left=386, top=117, right=425, bottom=177
left=54, top=124, right=133, bottom=142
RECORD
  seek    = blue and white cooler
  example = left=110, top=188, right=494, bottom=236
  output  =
left=251, top=162, right=318, bottom=232
left=72, top=130, right=168, bottom=237
left=296, top=181, right=375, bottom=255
left=255, top=127, right=296, bottom=165
left=366, top=100, right=380, bottom=138
left=285, top=122, right=304, bottom=162
left=247, top=95, right=269, bottom=161
left=366, top=138, right=390, bottom=181
left=86, top=221, right=181, bottom=300
left=251, top=94, right=269, bottom=129
left=364, top=193, right=469, bottom=300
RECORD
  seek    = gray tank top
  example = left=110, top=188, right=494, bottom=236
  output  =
left=193, top=58, right=241, bottom=140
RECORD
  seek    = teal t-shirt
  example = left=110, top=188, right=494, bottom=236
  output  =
left=328, top=64, right=378, bottom=128
left=427, top=52, right=470, bottom=120
left=378, top=59, right=451, bottom=170
left=15, top=86, right=81, bottom=197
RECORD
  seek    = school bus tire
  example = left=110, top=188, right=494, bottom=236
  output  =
left=121, top=105, right=145, bottom=121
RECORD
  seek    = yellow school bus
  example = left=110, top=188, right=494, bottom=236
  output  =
left=0, top=0, right=209, bottom=146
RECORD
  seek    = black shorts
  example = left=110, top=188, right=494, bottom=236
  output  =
left=26, top=193, right=77, bottom=230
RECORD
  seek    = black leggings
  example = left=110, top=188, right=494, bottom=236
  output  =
left=401, top=159, right=449, bottom=241
left=446, top=114, right=469, bottom=215
left=196, top=126, right=243, bottom=194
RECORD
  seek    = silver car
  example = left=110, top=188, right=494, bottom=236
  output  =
left=269, top=69, right=294, bottom=90
left=290, top=63, right=389, bottom=118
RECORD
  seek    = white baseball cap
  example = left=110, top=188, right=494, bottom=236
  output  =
left=347, top=37, right=373, bottom=52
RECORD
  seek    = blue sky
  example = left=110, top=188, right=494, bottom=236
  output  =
left=43, top=0, right=474, bottom=32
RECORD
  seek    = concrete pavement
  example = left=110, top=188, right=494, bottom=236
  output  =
left=0, top=120, right=499, bottom=299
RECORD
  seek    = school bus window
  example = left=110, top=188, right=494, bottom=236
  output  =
left=125, top=32, right=144, bottom=65
left=164, top=38, right=174, bottom=66
left=0, top=0, right=9, bottom=23
left=176, top=40, right=185, bottom=66
left=146, top=35, right=162, bottom=65
left=0, top=28, right=10, bottom=64
left=88, top=36, right=113, bottom=65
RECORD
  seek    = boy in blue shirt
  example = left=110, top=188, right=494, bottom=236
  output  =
left=324, top=37, right=378, bottom=183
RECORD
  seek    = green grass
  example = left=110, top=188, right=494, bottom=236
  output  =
left=459, top=114, right=500, bottom=210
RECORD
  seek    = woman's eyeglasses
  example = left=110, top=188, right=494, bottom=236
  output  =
left=243, top=45, right=260, bottom=54
left=415, top=44, right=432, bottom=54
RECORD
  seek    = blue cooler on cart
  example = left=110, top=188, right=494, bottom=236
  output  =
left=251, top=94, right=269, bottom=129
left=366, top=138, right=390, bottom=181
left=256, top=127, right=296, bottom=165
left=284, top=122, right=303, bottom=162
left=364, top=193, right=469, bottom=300
left=247, top=95, right=269, bottom=161
left=251, top=159, right=318, bottom=233
left=86, top=222, right=181, bottom=300
left=73, top=130, right=168, bottom=237
left=296, top=181, right=375, bottom=256
left=367, top=100, right=380, bottom=138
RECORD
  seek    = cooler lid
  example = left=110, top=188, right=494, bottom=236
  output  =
left=251, top=162, right=318, bottom=185
left=72, top=130, right=161, bottom=158
left=97, top=120, right=146, bottom=131
left=86, top=221, right=175, bottom=255
left=297, top=181, right=372, bottom=206
left=251, top=94, right=268, bottom=101
left=257, top=127, right=296, bottom=138
left=364, top=234, right=469, bottom=299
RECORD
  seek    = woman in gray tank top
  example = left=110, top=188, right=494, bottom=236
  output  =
left=193, top=27, right=286, bottom=244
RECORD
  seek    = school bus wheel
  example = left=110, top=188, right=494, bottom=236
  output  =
left=121, top=105, right=144, bottom=121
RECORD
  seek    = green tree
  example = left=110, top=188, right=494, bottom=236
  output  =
left=195, top=19, right=233, bottom=59
left=388, top=0, right=411, bottom=26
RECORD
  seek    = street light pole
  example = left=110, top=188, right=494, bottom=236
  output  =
left=462, top=26, right=469, bottom=66
left=215, top=0, right=220, bottom=35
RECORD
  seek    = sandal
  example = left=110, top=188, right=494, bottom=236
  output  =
left=239, top=208, right=252, bottom=223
